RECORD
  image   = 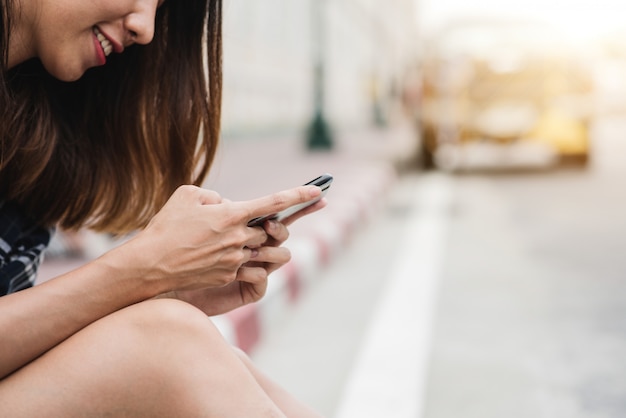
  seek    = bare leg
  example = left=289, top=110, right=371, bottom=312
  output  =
left=0, top=299, right=285, bottom=417
left=234, top=348, right=324, bottom=418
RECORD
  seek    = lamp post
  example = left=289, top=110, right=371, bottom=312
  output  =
left=307, top=0, right=333, bottom=150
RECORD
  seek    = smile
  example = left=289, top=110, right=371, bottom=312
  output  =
left=93, top=27, right=113, bottom=57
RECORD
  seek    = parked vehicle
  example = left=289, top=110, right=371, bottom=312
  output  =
left=417, top=19, right=594, bottom=170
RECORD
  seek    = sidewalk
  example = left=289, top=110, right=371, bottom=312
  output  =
left=37, top=120, right=418, bottom=353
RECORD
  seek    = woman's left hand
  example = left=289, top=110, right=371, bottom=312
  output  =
left=169, top=198, right=326, bottom=316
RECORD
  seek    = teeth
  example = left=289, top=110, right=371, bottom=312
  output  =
left=93, top=27, right=113, bottom=57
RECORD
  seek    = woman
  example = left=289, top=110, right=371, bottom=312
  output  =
left=0, top=0, right=325, bottom=416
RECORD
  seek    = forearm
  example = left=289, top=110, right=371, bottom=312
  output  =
left=0, top=244, right=165, bottom=379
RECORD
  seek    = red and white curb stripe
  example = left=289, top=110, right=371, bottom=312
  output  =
left=211, top=164, right=397, bottom=353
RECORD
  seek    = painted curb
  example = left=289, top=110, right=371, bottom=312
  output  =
left=211, top=164, right=397, bottom=352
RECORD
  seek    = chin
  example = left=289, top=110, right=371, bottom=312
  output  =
left=44, top=61, right=87, bottom=82
left=55, top=70, right=86, bottom=82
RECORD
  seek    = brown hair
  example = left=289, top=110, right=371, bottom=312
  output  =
left=0, top=0, right=222, bottom=234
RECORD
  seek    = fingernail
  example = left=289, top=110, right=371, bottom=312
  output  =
left=251, top=249, right=259, bottom=258
left=309, top=186, right=320, bottom=196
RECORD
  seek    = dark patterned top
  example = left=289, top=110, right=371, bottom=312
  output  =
left=0, top=200, right=52, bottom=296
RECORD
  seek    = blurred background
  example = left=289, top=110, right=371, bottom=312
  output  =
left=220, top=0, right=417, bottom=139
left=40, top=0, right=626, bottom=417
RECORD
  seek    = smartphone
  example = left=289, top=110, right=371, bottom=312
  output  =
left=247, top=173, right=333, bottom=227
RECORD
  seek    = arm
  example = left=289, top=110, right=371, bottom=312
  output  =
left=0, top=245, right=164, bottom=379
left=0, top=184, right=321, bottom=379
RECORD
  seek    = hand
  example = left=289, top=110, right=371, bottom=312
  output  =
left=122, top=184, right=322, bottom=299
left=245, top=197, right=327, bottom=276
left=162, top=195, right=327, bottom=316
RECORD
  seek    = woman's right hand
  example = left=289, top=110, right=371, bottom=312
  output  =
left=115, top=184, right=322, bottom=295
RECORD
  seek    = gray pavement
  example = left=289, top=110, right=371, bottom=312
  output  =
left=248, top=115, right=626, bottom=418
left=423, top=116, right=626, bottom=418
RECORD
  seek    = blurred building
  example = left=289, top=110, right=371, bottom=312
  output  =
left=221, top=0, right=418, bottom=137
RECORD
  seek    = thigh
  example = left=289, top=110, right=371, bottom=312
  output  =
left=0, top=299, right=282, bottom=417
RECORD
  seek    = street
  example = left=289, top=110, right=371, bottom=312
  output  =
left=251, top=115, right=626, bottom=418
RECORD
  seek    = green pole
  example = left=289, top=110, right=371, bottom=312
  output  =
left=307, top=0, right=333, bottom=150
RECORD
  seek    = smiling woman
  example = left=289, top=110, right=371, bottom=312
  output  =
left=2, top=0, right=221, bottom=233
left=0, top=0, right=324, bottom=416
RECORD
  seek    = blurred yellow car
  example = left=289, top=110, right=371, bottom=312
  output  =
left=417, top=18, right=594, bottom=170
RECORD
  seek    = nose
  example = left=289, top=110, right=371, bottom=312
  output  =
left=123, top=5, right=156, bottom=46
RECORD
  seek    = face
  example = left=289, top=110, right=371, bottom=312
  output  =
left=30, top=0, right=164, bottom=81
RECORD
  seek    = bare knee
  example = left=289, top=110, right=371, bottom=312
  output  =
left=93, top=299, right=236, bottom=386
left=11, top=299, right=284, bottom=417
left=113, top=298, right=223, bottom=344
left=64, top=299, right=229, bottom=386
left=106, top=300, right=284, bottom=416
left=75, top=299, right=226, bottom=368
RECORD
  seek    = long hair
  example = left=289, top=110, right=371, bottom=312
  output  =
left=0, top=0, right=223, bottom=234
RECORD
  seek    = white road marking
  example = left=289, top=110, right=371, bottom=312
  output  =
left=334, top=174, right=453, bottom=418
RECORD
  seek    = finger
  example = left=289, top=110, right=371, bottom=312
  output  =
left=236, top=265, right=268, bottom=284
left=240, top=185, right=321, bottom=223
left=161, top=185, right=221, bottom=213
left=248, top=246, right=291, bottom=266
left=244, top=227, right=270, bottom=249
left=281, top=198, right=327, bottom=226
left=264, top=262, right=284, bottom=276
left=190, top=186, right=222, bottom=205
left=245, top=247, right=260, bottom=261
left=263, top=220, right=290, bottom=244
left=236, top=267, right=269, bottom=303
left=245, top=259, right=287, bottom=276
left=221, top=247, right=260, bottom=271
